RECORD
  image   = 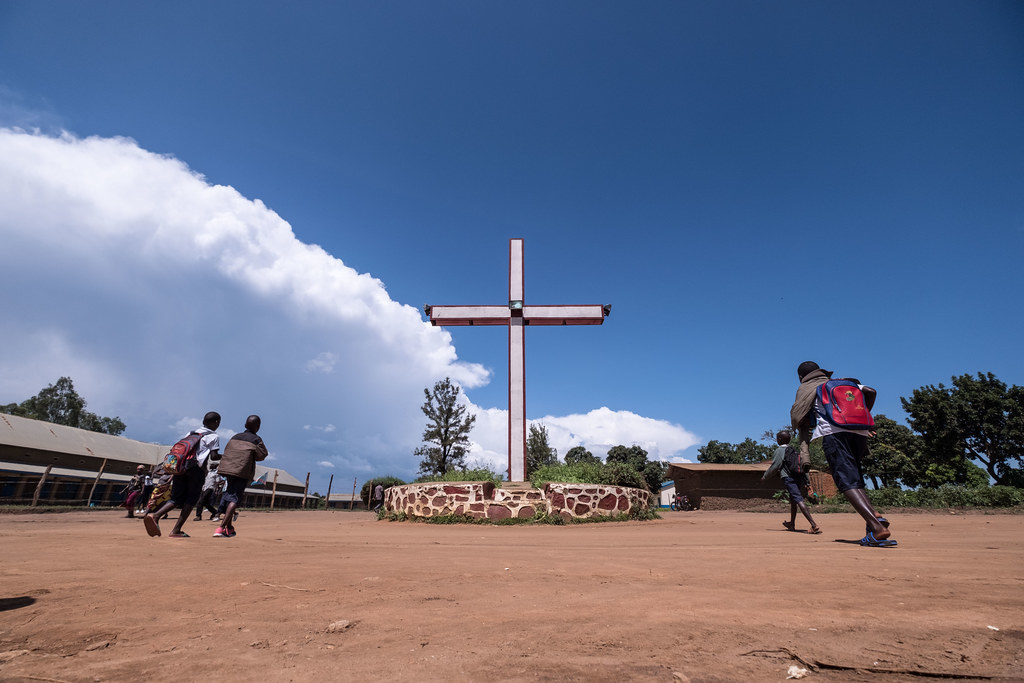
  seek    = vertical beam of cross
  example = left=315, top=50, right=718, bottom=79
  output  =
left=425, top=239, right=609, bottom=482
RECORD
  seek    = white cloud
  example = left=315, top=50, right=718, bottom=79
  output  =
left=305, top=352, right=338, bottom=374
left=0, top=128, right=699, bottom=487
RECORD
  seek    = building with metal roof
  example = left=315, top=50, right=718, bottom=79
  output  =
left=665, top=461, right=836, bottom=508
left=0, top=413, right=308, bottom=508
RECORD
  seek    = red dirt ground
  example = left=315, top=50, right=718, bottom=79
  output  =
left=1, top=510, right=1021, bottom=681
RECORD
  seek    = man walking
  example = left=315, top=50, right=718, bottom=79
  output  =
left=762, top=430, right=821, bottom=534
left=214, top=414, right=268, bottom=538
left=791, top=361, right=896, bottom=547
left=144, top=411, right=221, bottom=538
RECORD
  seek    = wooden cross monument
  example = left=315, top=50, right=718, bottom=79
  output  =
left=424, top=239, right=610, bottom=482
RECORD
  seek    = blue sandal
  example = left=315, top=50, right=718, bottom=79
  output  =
left=866, top=516, right=890, bottom=536
left=859, top=531, right=897, bottom=547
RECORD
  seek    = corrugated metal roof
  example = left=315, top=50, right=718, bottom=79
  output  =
left=0, top=460, right=133, bottom=482
left=0, top=413, right=304, bottom=488
left=668, top=462, right=771, bottom=472
left=327, top=493, right=361, bottom=502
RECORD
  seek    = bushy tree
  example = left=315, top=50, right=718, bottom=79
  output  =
left=414, top=378, right=476, bottom=477
left=360, top=476, right=407, bottom=506
left=863, top=415, right=920, bottom=488
left=526, top=423, right=558, bottom=476
left=605, top=444, right=665, bottom=493
left=564, top=445, right=600, bottom=465
left=902, top=372, right=1023, bottom=486
left=696, top=438, right=772, bottom=464
left=1, top=377, right=126, bottom=436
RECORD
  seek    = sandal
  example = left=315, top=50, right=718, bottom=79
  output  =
left=867, top=516, right=890, bottom=535
left=859, top=531, right=897, bottom=548
left=782, top=521, right=796, bottom=532
left=809, top=526, right=822, bottom=535
left=168, top=532, right=190, bottom=538
left=143, top=515, right=161, bottom=537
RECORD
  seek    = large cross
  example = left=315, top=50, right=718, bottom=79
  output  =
left=424, top=238, right=610, bottom=482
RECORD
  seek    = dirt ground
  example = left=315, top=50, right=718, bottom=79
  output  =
left=1, top=510, right=1021, bottom=682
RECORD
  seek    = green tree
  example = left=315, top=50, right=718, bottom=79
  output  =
left=696, top=438, right=771, bottom=464
left=605, top=444, right=665, bottom=493
left=901, top=372, right=1023, bottom=486
left=414, top=378, right=477, bottom=477
left=526, top=423, right=558, bottom=476
left=564, top=445, right=600, bottom=465
left=863, top=414, right=920, bottom=488
left=1, top=376, right=126, bottom=436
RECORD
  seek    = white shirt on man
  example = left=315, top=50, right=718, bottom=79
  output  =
left=193, top=427, right=221, bottom=467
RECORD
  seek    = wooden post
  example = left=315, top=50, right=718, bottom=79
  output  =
left=324, top=474, right=334, bottom=510
left=301, top=472, right=310, bottom=509
left=351, top=477, right=357, bottom=510
left=86, top=458, right=108, bottom=507
left=32, top=465, right=52, bottom=507
left=270, top=470, right=279, bottom=509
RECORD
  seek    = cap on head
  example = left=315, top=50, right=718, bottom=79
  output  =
left=245, top=414, right=261, bottom=433
left=797, top=361, right=820, bottom=380
left=203, top=411, right=221, bottom=429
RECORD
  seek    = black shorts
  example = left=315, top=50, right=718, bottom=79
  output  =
left=170, top=463, right=205, bottom=507
left=823, top=431, right=868, bottom=493
left=781, top=474, right=808, bottom=504
left=221, top=475, right=247, bottom=506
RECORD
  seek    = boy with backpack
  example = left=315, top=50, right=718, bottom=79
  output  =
left=762, top=430, right=821, bottom=534
left=791, top=361, right=896, bottom=547
left=214, top=414, right=268, bottom=538
left=143, top=411, right=221, bottom=538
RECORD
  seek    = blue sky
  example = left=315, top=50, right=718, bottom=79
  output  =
left=1, top=2, right=1022, bottom=492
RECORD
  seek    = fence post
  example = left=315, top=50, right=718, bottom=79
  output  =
left=86, top=458, right=108, bottom=507
left=32, top=465, right=52, bottom=507
left=301, top=472, right=310, bottom=509
left=270, top=470, right=279, bottom=509
left=351, top=477, right=358, bottom=510
left=324, top=474, right=334, bottom=510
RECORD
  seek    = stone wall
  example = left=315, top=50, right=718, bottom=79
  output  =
left=383, top=481, right=652, bottom=521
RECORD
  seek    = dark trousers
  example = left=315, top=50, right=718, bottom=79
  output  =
left=195, top=488, right=219, bottom=518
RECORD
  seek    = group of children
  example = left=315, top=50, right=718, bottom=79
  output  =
left=761, top=361, right=897, bottom=548
left=120, top=411, right=268, bottom=539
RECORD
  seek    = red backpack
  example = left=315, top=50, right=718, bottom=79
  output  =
left=816, top=379, right=875, bottom=430
left=161, top=431, right=204, bottom=475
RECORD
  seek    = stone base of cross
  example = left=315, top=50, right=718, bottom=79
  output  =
left=424, top=239, right=609, bottom=482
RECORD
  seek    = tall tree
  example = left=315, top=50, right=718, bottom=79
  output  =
left=696, top=438, right=772, bottom=464
left=564, top=445, right=600, bottom=465
left=1, top=377, right=126, bottom=436
left=901, top=372, right=1023, bottom=486
left=526, top=423, right=558, bottom=476
left=606, top=444, right=665, bottom=493
left=863, top=414, right=920, bottom=489
left=414, top=378, right=477, bottom=477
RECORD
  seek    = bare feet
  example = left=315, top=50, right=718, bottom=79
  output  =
left=143, top=514, right=161, bottom=537
left=783, top=521, right=796, bottom=532
left=809, top=525, right=822, bottom=534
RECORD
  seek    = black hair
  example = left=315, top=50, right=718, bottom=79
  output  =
left=203, top=411, right=221, bottom=429
left=797, top=361, right=820, bottom=380
left=776, top=429, right=791, bottom=445
left=245, top=414, right=261, bottom=433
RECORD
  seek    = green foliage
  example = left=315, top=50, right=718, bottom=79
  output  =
left=414, top=378, right=477, bottom=477
left=822, top=485, right=1024, bottom=509
left=697, top=437, right=772, bottom=464
left=564, top=445, right=600, bottom=465
left=415, top=467, right=503, bottom=484
left=1, top=376, right=126, bottom=436
left=526, top=423, right=558, bottom=476
left=605, top=444, right=665, bottom=492
left=529, top=460, right=647, bottom=490
left=359, top=476, right=407, bottom=506
left=901, top=372, right=1024, bottom=486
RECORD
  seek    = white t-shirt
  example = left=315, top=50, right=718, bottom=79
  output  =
left=193, top=427, right=221, bottom=467
left=812, top=383, right=872, bottom=440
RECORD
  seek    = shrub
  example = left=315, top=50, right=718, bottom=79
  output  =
left=529, top=461, right=647, bottom=490
left=414, top=467, right=503, bottom=484
left=822, top=485, right=1024, bottom=509
left=360, top=475, right=407, bottom=506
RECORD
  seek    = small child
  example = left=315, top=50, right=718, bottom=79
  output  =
left=762, top=429, right=821, bottom=534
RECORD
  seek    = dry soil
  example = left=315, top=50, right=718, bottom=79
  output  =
left=1, top=509, right=1021, bottom=681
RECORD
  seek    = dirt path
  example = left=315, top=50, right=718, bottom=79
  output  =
left=1, top=510, right=1021, bottom=681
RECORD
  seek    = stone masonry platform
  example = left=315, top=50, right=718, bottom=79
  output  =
left=383, top=481, right=653, bottom=521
